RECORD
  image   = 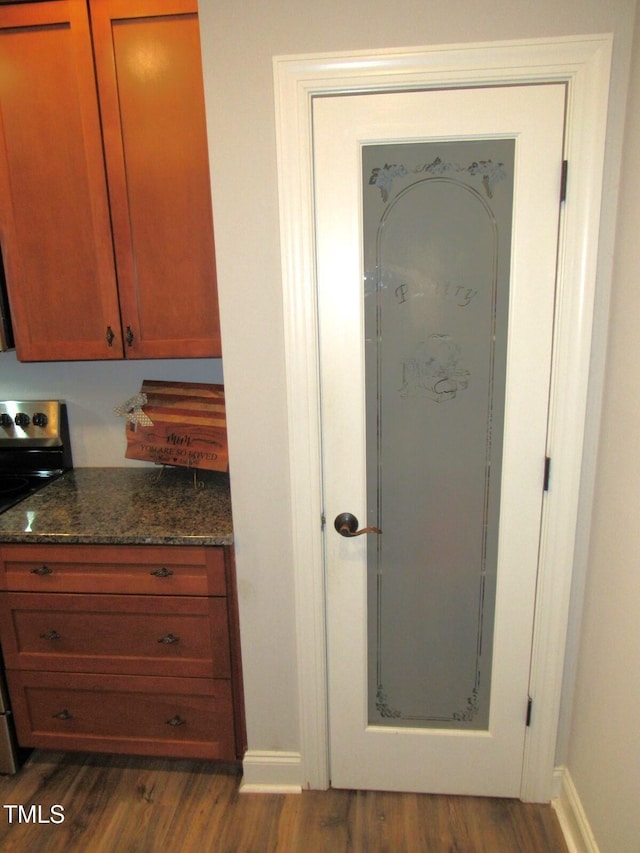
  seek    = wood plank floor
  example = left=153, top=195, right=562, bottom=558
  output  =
left=0, top=751, right=568, bottom=852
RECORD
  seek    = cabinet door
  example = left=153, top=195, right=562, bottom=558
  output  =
left=0, top=592, right=231, bottom=678
left=0, top=0, right=124, bottom=360
left=8, top=670, right=236, bottom=759
left=0, top=543, right=227, bottom=595
left=90, top=0, right=221, bottom=358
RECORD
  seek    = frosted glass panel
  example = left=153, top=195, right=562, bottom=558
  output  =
left=364, top=140, right=515, bottom=729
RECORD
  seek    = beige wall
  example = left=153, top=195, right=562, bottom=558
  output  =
left=198, top=0, right=638, bottom=844
left=564, top=4, right=640, bottom=850
left=198, top=0, right=634, bottom=778
left=0, top=355, right=223, bottom=466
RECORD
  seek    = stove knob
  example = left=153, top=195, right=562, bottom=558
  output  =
left=14, top=412, right=30, bottom=428
left=32, top=412, right=48, bottom=428
left=0, top=413, right=12, bottom=428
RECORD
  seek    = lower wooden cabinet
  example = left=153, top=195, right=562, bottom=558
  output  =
left=0, top=544, right=245, bottom=762
left=6, top=671, right=235, bottom=760
left=0, top=592, right=230, bottom=678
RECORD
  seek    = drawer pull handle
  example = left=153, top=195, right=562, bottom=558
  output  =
left=150, top=567, right=174, bottom=578
left=40, top=629, right=61, bottom=641
left=31, top=565, right=53, bottom=576
left=53, top=709, right=72, bottom=721
left=166, top=714, right=186, bottom=727
left=158, top=633, right=180, bottom=645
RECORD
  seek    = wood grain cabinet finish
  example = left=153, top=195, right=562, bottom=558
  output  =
left=0, top=0, right=220, bottom=361
left=0, top=544, right=245, bottom=762
left=0, top=544, right=226, bottom=596
left=0, top=593, right=231, bottom=678
left=6, top=671, right=235, bottom=760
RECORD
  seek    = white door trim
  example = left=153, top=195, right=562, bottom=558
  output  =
left=273, top=34, right=612, bottom=802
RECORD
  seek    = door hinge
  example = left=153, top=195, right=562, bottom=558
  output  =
left=526, top=696, right=533, bottom=727
left=543, top=456, right=551, bottom=492
left=560, top=160, right=568, bottom=203
left=321, top=513, right=326, bottom=530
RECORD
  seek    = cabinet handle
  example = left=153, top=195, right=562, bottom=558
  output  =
left=158, top=633, right=180, bottom=645
left=31, top=565, right=53, bottom=576
left=150, top=567, right=174, bottom=578
left=125, top=325, right=134, bottom=346
left=53, top=709, right=72, bottom=721
left=106, top=325, right=115, bottom=347
left=166, top=714, right=186, bottom=727
left=40, top=629, right=61, bottom=641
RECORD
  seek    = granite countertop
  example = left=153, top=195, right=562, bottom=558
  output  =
left=0, top=467, right=233, bottom=546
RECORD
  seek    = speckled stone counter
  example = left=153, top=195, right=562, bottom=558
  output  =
left=0, top=467, right=233, bottom=546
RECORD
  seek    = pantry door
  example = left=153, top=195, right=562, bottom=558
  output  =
left=315, top=84, right=566, bottom=796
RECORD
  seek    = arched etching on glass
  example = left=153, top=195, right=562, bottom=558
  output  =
left=363, top=140, right=515, bottom=729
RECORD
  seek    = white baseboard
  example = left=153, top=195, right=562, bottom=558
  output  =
left=552, top=766, right=600, bottom=853
left=239, top=750, right=303, bottom=794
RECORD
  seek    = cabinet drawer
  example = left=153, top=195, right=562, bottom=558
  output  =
left=0, top=544, right=227, bottom=595
left=0, top=592, right=230, bottom=678
left=7, top=670, right=236, bottom=760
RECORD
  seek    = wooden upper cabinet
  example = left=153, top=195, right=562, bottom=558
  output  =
left=0, top=0, right=221, bottom=361
left=0, top=0, right=122, bottom=360
left=90, top=0, right=221, bottom=358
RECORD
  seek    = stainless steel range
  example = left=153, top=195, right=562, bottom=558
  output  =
left=0, top=400, right=73, bottom=773
left=0, top=400, right=72, bottom=513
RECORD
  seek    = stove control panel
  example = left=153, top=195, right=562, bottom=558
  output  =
left=0, top=401, right=64, bottom=447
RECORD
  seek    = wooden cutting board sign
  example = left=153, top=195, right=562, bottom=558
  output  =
left=125, top=380, right=228, bottom=472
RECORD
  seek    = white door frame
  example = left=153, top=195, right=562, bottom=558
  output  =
left=273, top=35, right=612, bottom=802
